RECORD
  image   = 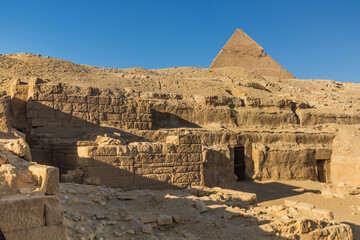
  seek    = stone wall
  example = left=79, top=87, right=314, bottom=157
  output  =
left=252, top=143, right=332, bottom=180
left=330, top=126, right=360, bottom=186
left=26, top=81, right=152, bottom=130
left=54, top=134, right=204, bottom=189
left=1, top=195, right=66, bottom=240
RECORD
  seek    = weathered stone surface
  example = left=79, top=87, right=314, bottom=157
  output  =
left=303, top=223, right=353, bottom=240
left=157, top=215, right=173, bottom=226
left=194, top=200, right=208, bottom=213
left=312, top=208, right=334, bottom=221
left=44, top=196, right=64, bottom=226
left=4, top=225, right=67, bottom=240
left=29, top=164, right=59, bottom=195
left=0, top=196, right=44, bottom=232
left=141, top=224, right=153, bottom=234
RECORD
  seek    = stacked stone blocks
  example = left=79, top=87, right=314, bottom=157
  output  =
left=75, top=135, right=204, bottom=188
left=27, top=83, right=152, bottom=130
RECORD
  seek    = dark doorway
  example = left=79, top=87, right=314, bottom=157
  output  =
left=316, top=160, right=326, bottom=183
left=234, top=147, right=245, bottom=181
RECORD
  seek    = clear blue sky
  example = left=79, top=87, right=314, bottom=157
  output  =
left=1, top=1, right=359, bottom=82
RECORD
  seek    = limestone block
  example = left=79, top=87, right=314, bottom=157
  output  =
left=29, top=164, right=59, bottom=195
left=187, top=153, right=202, bottom=162
left=116, top=156, right=133, bottom=166
left=296, top=202, right=315, bottom=211
left=37, top=92, right=54, bottom=101
left=99, top=96, right=111, bottom=105
left=101, top=176, right=134, bottom=188
left=140, top=214, right=157, bottom=224
left=157, top=215, right=173, bottom=226
left=99, top=104, right=113, bottom=113
left=88, top=146, right=117, bottom=156
left=53, top=102, right=62, bottom=110
left=86, top=177, right=101, bottom=185
left=117, top=145, right=130, bottom=156
left=72, top=103, right=87, bottom=112
left=0, top=196, right=44, bottom=232
left=176, top=144, right=202, bottom=153
left=84, top=166, right=121, bottom=178
left=178, top=135, right=201, bottom=144
left=174, top=165, right=200, bottom=173
left=47, top=119, right=62, bottom=127
left=213, top=187, right=257, bottom=204
left=166, top=136, right=179, bottom=144
left=53, top=93, right=67, bottom=102
left=163, top=143, right=177, bottom=153
left=87, top=96, right=99, bottom=105
left=4, top=225, right=67, bottom=240
left=137, top=143, right=153, bottom=154
left=134, top=174, right=171, bottom=185
left=165, top=153, right=187, bottom=163
left=106, top=113, right=122, bottom=120
left=173, top=172, right=200, bottom=183
left=28, top=109, right=39, bottom=118
left=311, top=208, right=334, bottom=220
left=284, top=200, right=299, bottom=208
left=67, top=95, right=87, bottom=103
left=135, top=154, right=166, bottom=164
left=77, top=146, right=91, bottom=158
left=88, top=104, right=100, bottom=112
left=32, top=118, right=47, bottom=127
left=44, top=196, right=63, bottom=226
left=194, top=199, right=208, bottom=213
left=150, top=143, right=163, bottom=153
left=93, top=156, right=119, bottom=167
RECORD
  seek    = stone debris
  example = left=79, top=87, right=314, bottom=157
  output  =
left=86, top=177, right=101, bottom=186
left=194, top=199, right=208, bottom=213
left=157, top=214, right=173, bottom=226
left=54, top=183, right=354, bottom=240
left=116, top=193, right=137, bottom=200
left=141, top=224, right=154, bottom=234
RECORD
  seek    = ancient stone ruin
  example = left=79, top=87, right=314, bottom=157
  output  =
left=0, top=29, right=358, bottom=239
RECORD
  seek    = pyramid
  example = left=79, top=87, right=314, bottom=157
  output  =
left=209, top=29, right=295, bottom=79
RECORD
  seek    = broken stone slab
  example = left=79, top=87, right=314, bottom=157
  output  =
left=269, top=205, right=285, bottom=213
left=212, top=187, right=257, bottom=204
left=140, top=214, right=157, bottom=224
left=94, top=212, right=105, bottom=220
left=321, top=189, right=345, bottom=199
left=284, top=199, right=299, bottom=208
left=116, top=193, right=137, bottom=200
left=194, top=199, right=208, bottom=213
left=28, top=164, right=59, bottom=195
left=141, top=224, right=153, bottom=234
left=311, top=208, right=334, bottom=221
left=86, top=177, right=101, bottom=186
left=157, top=215, right=173, bottom=226
left=296, top=202, right=315, bottom=211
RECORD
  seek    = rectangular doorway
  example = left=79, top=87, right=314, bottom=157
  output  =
left=316, top=160, right=327, bottom=183
left=234, top=147, right=245, bottom=181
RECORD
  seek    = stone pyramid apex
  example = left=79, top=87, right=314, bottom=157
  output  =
left=209, top=29, right=295, bottom=79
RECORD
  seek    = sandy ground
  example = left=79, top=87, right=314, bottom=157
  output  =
left=233, top=180, right=360, bottom=239
left=59, top=180, right=359, bottom=240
